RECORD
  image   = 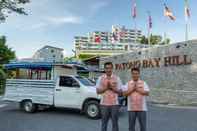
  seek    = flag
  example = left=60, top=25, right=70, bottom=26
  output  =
left=95, top=36, right=101, bottom=43
left=112, top=27, right=118, bottom=43
left=148, top=12, right=152, bottom=29
left=147, top=11, right=152, bottom=45
left=185, top=0, right=190, bottom=20
left=111, top=32, right=118, bottom=43
left=112, top=32, right=118, bottom=41
left=119, top=26, right=126, bottom=37
left=105, top=36, right=108, bottom=42
left=132, top=0, right=137, bottom=18
left=164, top=3, right=176, bottom=21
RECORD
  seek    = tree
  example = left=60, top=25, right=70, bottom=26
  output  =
left=0, top=0, right=30, bottom=23
left=64, top=56, right=78, bottom=63
left=140, top=34, right=170, bottom=45
left=0, top=36, right=15, bottom=64
left=0, top=36, right=15, bottom=94
left=0, top=36, right=16, bottom=78
left=0, top=68, right=6, bottom=94
left=140, top=35, right=148, bottom=44
left=160, top=38, right=170, bottom=45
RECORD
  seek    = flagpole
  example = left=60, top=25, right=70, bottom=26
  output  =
left=148, top=27, right=151, bottom=46
left=185, top=20, right=188, bottom=42
left=132, top=0, right=137, bottom=46
left=147, top=11, right=151, bottom=46
left=185, top=0, right=189, bottom=42
left=164, top=32, right=167, bottom=44
left=134, top=18, right=137, bottom=44
left=164, top=3, right=167, bottom=45
left=163, top=19, right=167, bottom=45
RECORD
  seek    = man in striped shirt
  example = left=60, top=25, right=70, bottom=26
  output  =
left=96, top=62, right=122, bottom=131
left=123, top=67, right=150, bottom=131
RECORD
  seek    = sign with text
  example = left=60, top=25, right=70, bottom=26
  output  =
left=115, top=55, right=192, bottom=70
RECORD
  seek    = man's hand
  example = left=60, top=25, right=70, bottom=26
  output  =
left=107, top=81, right=111, bottom=89
left=108, top=81, right=117, bottom=91
left=96, top=84, right=109, bottom=94
left=133, top=83, right=138, bottom=90
left=111, top=87, right=122, bottom=95
left=122, top=86, right=135, bottom=96
left=135, top=87, right=149, bottom=96
left=107, top=81, right=122, bottom=95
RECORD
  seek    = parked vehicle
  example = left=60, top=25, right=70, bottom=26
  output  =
left=3, top=75, right=101, bottom=119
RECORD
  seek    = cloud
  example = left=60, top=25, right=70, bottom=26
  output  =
left=15, top=15, right=83, bottom=31
left=87, top=0, right=110, bottom=16
left=91, top=1, right=109, bottom=11
left=46, top=15, right=83, bottom=25
left=29, top=22, right=47, bottom=30
left=14, top=22, right=47, bottom=31
left=3, top=0, right=109, bottom=31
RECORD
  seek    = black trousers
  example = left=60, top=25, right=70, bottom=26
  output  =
left=100, top=105, right=120, bottom=131
left=128, top=111, right=147, bottom=131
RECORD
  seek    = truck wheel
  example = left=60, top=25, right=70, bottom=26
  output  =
left=84, top=100, right=101, bottom=119
left=22, top=100, right=37, bottom=113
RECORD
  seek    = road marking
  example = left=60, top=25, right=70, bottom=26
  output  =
left=0, top=104, right=7, bottom=108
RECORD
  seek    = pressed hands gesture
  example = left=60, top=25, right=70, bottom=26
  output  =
left=97, top=79, right=122, bottom=95
left=123, top=83, right=149, bottom=96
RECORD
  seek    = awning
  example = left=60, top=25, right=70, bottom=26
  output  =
left=4, top=62, right=53, bottom=70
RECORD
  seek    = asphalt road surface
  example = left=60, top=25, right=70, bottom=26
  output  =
left=0, top=98, right=197, bottom=131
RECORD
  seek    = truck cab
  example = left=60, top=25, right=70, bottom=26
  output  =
left=54, top=75, right=101, bottom=119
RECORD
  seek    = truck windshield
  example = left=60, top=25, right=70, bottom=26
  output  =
left=75, top=76, right=95, bottom=86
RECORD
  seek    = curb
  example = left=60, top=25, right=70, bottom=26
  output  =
left=151, top=103, right=197, bottom=110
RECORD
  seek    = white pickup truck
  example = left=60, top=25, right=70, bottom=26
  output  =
left=3, top=75, right=101, bottom=119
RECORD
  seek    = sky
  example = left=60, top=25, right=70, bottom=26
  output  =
left=0, top=0, right=197, bottom=59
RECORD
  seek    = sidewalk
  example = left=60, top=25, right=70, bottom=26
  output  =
left=151, top=102, right=197, bottom=110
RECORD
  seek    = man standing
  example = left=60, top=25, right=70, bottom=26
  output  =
left=123, top=67, right=150, bottom=131
left=96, top=62, right=122, bottom=131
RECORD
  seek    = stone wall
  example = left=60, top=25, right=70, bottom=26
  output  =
left=100, top=40, right=197, bottom=105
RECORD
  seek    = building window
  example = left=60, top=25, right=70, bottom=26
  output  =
left=53, top=55, right=56, bottom=58
left=51, top=49, right=54, bottom=53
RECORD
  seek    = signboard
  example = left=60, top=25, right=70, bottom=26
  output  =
left=115, top=55, right=192, bottom=70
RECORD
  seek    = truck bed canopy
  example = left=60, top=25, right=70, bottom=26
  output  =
left=4, top=62, right=76, bottom=80
left=4, top=62, right=52, bottom=70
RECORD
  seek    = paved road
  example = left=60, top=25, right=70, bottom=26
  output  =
left=0, top=100, right=197, bottom=131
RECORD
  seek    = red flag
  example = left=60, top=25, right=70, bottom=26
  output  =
left=164, top=3, right=176, bottom=21
left=119, top=26, right=126, bottom=37
left=132, top=0, right=137, bottom=18
left=95, top=36, right=101, bottom=43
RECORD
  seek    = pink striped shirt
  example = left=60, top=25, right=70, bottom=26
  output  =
left=123, top=80, right=150, bottom=111
left=96, top=74, right=122, bottom=106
